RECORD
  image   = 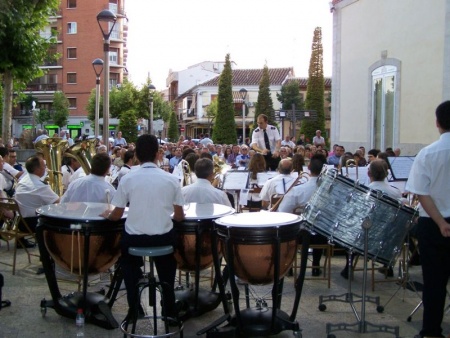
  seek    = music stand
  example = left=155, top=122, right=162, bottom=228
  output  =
left=387, top=156, right=415, bottom=181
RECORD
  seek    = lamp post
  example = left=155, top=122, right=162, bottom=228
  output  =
left=31, top=101, right=36, bottom=139
left=148, top=84, right=156, bottom=134
left=239, top=88, right=247, bottom=144
left=97, top=9, right=117, bottom=152
left=92, top=58, right=104, bottom=139
left=279, top=111, right=286, bottom=140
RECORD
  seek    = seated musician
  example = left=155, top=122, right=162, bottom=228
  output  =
left=278, top=154, right=328, bottom=276
left=61, top=153, right=116, bottom=203
left=101, top=135, right=185, bottom=322
left=259, top=158, right=295, bottom=210
left=181, top=158, right=232, bottom=207
left=61, top=156, right=81, bottom=193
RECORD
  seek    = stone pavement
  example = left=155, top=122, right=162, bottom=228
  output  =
left=0, top=241, right=448, bottom=338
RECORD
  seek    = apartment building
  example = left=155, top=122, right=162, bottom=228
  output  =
left=12, top=0, right=127, bottom=140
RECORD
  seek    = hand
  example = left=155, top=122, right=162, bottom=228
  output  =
left=438, top=222, right=450, bottom=237
left=272, top=151, right=280, bottom=158
left=100, top=210, right=111, bottom=219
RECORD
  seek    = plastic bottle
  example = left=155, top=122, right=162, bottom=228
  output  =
left=75, top=308, right=85, bottom=337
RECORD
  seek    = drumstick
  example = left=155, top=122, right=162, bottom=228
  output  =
left=269, top=176, right=302, bottom=212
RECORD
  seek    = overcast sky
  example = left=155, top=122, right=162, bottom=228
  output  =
left=125, top=0, right=333, bottom=89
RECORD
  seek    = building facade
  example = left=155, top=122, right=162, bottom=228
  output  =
left=12, top=0, right=127, bottom=140
left=330, top=0, right=450, bottom=155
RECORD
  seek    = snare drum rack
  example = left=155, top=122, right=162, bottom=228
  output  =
left=318, top=217, right=400, bottom=338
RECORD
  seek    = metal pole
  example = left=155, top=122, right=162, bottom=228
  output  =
left=94, top=77, right=100, bottom=138
left=103, top=39, right=110, bottom=152
left=242, top=103, right=246, bottom=143
left=292, top=103, right=296, bottom=139
left=149, top=99, right=154, bottom=135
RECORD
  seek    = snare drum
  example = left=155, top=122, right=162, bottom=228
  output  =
left=173, top=203, right=234, bottom=271
left=303, top=169, right=416, bottom=265
left=215, top=212, right=301, bottom=285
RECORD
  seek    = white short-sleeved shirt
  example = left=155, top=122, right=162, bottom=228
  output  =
left=61, top=174, right=116, bottom=203
left=260, top=174, right=296, bottom=202
left=111, top=162, right=185, bottom=236
left=1, top=162, right=20, bottom=190
left=15, top=173, right=59, bottom=217
left=69, top=167, right=86, bottom=185
left=368, top=181, right=402, bottom=200
left=405, top=132, right=450, bottom=217
left=251, top=125, right=281, bottom=153
left=182, top=179, right=231, bottom=207
left=61, top=165, right=74, bottom=191
left=278, top=176, right=318, bottom=213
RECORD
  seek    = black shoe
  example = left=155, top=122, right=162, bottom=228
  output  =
left=340, top=268, right=349, bottom=280
left=312, top=268, right=322, bottom=277
left=36, top=267, right=45, bottom=275
left=17, top=239, right=35, bottom=249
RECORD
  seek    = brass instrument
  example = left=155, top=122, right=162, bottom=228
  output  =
left=212, top=155, right=230, bottom=188
left=179, top=159, right=193, bottom=187
left=269, top=174, right=307, bottom=212
left=345, top=159, right=358, bottom=180
left=35, top=137, right=68, bottom=196
left=64, top=138, right=99, bottom=175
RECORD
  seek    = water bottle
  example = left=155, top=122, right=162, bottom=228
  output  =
left=75, top=308, right=85, bottom=337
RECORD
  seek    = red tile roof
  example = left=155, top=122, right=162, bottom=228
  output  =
left=199, top=67, right=294, bottom=87
left=286, top=77, right=332, bottom=88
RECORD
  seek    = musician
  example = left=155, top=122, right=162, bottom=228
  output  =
left=405, top=101, right=450, bottom=338
left=278, top=154, right=327, bottom=276
left=61, top=156, right=81, bottom=192
left=101, top=134, right=185, bottom=321
left=367, top=159, right=402, bottom=199
left=251, top=114, right=281, bottom=171
left=0, top=147, right=24, bottom=197
left=61, top=153, right=115, bottom=203
left=6, top=150, right=23, bottom=172
left=181, top=158, right=232, bottom=207
left=259, top=159, right=295, bottom=210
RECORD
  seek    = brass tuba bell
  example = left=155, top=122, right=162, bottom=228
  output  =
left=35, top=137, right=68, bottom=196
left=64, top=138, right=99, bottom=175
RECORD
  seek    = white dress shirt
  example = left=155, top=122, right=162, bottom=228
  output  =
left=182, top=178, right=232, bottom=207
left=259, top=174, right=296, bottom=202
left=61, top=174, right=116, bottom=203
left=251, top=125, right=281, bottom=153
left=278, top=177, right=318, bottom=213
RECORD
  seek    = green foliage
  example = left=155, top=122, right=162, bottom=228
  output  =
left=205, top=97, right=218, bottom=135
left=277, top=80, right=304, bottom=111
left=254, top=65, right=275, bottom=126
left=167, top=111, right=179, bottom=142
left=109, top=80, right=138, bottom=119
left=52, top=91, right=69, bottom=127
left=212, top=54, right=237, bottom=144
left=0, top=0, right=60, bottom=141
left=300, top=27, right=326, bottom=145
left=35, top=108, right=51, bottom=128
left=119, top=110, right=138, bottom=143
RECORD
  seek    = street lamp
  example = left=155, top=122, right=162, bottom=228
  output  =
left=239, top=88, right=247, bottom=144
left=97, top=9, right=117, bottom=152
left=279, top=111, right=286, bottom=139
left=92, top=58, right=104, bottom=139
left=148, top=84, right=156, bottom=135
left=31, top=101, right=36, bottom=139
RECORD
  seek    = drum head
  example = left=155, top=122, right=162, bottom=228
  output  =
left=37, top=202, right=128, bottom=222
left=216, top=211, right=300, bottom=228
left=182, top=203, right=235, bottom=220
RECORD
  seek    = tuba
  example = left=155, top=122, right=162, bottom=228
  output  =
left=212, top=155, right=230, bottom=188
left=35, top=137, right=69, bottom=196
left=179, top=159, right=192, bottom=187
left=64, top=138, right=99, bottom=175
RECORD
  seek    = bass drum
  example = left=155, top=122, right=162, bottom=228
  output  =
left=215, top=211, right=301, bottom=285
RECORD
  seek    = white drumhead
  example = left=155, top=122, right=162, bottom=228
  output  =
left=216, top=211, right=300, bottom=228
left=36, top=202, right=128, bottom=221
left=183, top=203, right=235, bottom=220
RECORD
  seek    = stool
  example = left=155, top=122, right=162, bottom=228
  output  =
left=120, top=246, right=183, bottom=338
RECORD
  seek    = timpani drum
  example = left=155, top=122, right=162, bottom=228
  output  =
left=215, top=212, right=301, bottom=285
left=303, top=169, right=416, bottom=265
left=36, top=202, right=127, bottom=329
left=173, top=203, right=234, bottom=272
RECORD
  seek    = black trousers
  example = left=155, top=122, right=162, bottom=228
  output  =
left=121, top=229, right=177, bottom=316
left=417, top=216, right=450, bottom=338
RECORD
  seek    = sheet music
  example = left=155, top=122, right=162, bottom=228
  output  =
left=340, top=166, right=370, bottom=186
left=222, top=171, right=249, bottom=190
left=388, top=156, right=415, bottom=181
left=256, top=172, right=278, bottom=186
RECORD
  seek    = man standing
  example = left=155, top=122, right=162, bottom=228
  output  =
left=181, top=158, right=231, bottom=207
left=102, top=135, right=184, bottom=320
left=251, top=114, right=281, bottom=171
left=113, top=131, right=127, bottom=147
left=406, top=101, right=450, bottom=338
left=312, top=130, right=325, bottom=147
left=61, top=153, right=115, bottom=203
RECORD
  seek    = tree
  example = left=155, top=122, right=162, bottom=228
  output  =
left=35, top=108, right=51, bottom=128
left=277, top=80, right=304, bottom=139
left=300, top=27, right=326, bottom=145
left=254, top=64, right=276, bottom=126
left=167, top=111, right=179, bottom=142
left=212, top=54, right=237, bottom=144
left=119, top=110, right=138, bottom=143
left=205, top=97, right=218, bottom=135
left=52, top=91, right=69, bottom=128
left=0, top=0, right=60, bottom=141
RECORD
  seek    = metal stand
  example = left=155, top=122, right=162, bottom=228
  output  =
left=378, top=236, right=422, bottom=314
left=318, top=218, right=400, bottom=338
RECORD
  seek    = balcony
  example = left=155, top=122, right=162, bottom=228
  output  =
left=25, top=83, right=62, bottom=92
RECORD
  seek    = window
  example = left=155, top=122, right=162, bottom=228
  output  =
left=67, top=48, right=77, bottom=59
left=110, top=73, right=119, bottom=89
left=371, top=65, right=398, bottom=150
left=67, top=22, right=77, bottom=34
left=67, top=0, right=76, bottom=8
left=67, top=73, right=77, bottom=84
left=68, top=98, right=77, bottom=109
left=109, top=48, right=118, bottom=64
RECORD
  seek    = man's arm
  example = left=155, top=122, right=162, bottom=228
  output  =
left=173, top=204, right=184, bottom=222
left=101, top=206, right=125, bottom=221
left=418, top=194, right=450, bottom=237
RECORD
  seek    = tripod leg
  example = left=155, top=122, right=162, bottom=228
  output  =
left=407, top=300, right=423, bottom=322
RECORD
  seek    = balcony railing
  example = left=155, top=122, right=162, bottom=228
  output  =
left=25, top=83, right=62, bottom=92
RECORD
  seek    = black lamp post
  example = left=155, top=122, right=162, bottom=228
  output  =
left=148, top=84, right=156, bottom=134
left=92, top=58, right=104, bottom=138
left=239, top=88, right=247, bottom=143
left=279, top=111, right=286, bottom=139
left=97, top=9, right=117, bottom=152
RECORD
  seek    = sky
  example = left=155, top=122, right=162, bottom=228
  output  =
left=125, top=0, right=333, bottom=90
